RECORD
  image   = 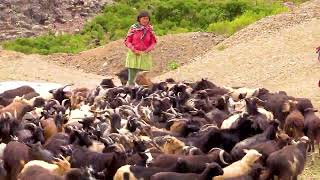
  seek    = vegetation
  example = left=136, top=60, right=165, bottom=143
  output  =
left=3, top=0, right=306, bottom=55
left=167, top=60, right=180, bottom=70
left=217, top=45, right=228, bottom=51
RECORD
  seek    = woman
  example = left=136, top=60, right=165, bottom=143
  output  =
left=124, top=10, right=157, bottom=85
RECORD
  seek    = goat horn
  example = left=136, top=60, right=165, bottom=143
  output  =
left=38, top=122, right=42, bottom=128
left=62, top=84, right=74, bottom=90
left=208, top=147, right=223, bottom=153
left=304, top=107, right=318, bottom=112
left=219, top=150, right=229, bottom=165
left=59, top=154, right=67, bottom=161
left=61, top=99, right=69, bottom=107
left=14, top=110, right=17, bottom=119
left=49, top=99, right=61, bottom=106
left=53, top=157, right=63, bottom=162
left=4, top=112, right=13, bottom=119
left=168, top=118, right=188, bottom=123
left=162, top=112, right=176, bottom=117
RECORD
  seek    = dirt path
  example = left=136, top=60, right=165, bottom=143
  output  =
left=0, top=50, right=108, bottom=88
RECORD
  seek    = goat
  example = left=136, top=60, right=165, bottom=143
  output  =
left=150, top=162, right=223, bottom=180
left=149, top=148, right=231, bottom=172
left=302, top=108, right=320, bottom=152
left=70, top=146, right=126, bottom=179
left=19, top=155, right=70, bottom=176
left=134, top=71, right=153, bottom=87
left=0, top=86, right=35, bottom=99
left=284, top=101, right=304, bottom=140
left=231, top=121, right=279, bottom=161
left=41, top=118, right=59, bottom=141
left=250, top=133, right=291, bottom=164
left=3, top=141, right=30, bottom=180
left=266, top=136, right=309, bottom=180
left=214, top=149, right=262, bottom=180
left=225, top=87, right=260, bottom=101
left=116, top=68, right=129, bottom=86
left=114, top=158, right=189, bottom=180
left=0, top=97, right=34, bottom=121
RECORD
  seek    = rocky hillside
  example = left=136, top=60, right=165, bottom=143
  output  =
left=0, top=0, right=112, bottom=41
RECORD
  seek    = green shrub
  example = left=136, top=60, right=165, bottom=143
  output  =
left=207, top=4, right=288, bottom=36
left=3, top=0, right=291, bottom=55
left=167, top=60, right=180, bottom=70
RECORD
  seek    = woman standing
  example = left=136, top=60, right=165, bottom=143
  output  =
left=124, top=10, right=157, bottom=85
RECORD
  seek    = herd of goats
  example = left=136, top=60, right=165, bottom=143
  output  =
left=0, top=75, right=318, bottom=180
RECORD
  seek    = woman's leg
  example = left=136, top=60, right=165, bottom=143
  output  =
left=128, top=68, right=140, bottom=85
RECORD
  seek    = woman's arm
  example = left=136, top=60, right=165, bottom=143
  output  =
left=145, top=33, right=157, bottom=53
left=124, top=35, right=135, bottom=51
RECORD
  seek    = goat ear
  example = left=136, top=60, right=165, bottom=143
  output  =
left=243, top=149, right=249, bottom=154
left=281, top=102, right=290, bottom=112
left=65, top=156, right=71, bottom=161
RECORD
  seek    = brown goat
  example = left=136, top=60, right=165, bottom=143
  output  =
left=40, top=118, right=59, bottom=141
left=135, top=71, right=153, bottom=87
left=69, top=88, right=90, bottom=110
left=161, top=136, right=186, bottom=155
left=303, top=108, right=320, bottom=153
left=284, top=101, right=304, bottom=140
left=0, top=97, right=33, bottom=120
left=3, top=141, right=30, bottom=180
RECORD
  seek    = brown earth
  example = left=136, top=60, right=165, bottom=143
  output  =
left=44, top=32, right=225, bottom=77
left=0, top=1, right=320, bottom=178
left=154, top=0, right=320, bottom=111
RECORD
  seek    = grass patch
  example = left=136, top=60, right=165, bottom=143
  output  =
left=167, top=60, right=180, bottom=70
left=207, top=5, right=288, bottom=36
left=217, top=45, right=228, bottom=51
left=301, top=152, right=320, bottom=180
left=2, top=0, right=297, bottom=55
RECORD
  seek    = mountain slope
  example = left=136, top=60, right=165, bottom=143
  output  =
left=156, top=16, right=320, bottom=109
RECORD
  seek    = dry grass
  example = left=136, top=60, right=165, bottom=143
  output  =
left=300, top=151, right=320, bottom=180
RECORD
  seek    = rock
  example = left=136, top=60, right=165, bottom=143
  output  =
left=0, top=0, right=112, bottom=41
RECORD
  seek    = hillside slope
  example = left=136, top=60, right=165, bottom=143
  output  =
left=156, top=0, right=320, bottom=109
left=46, top=32, right=225, bottom=76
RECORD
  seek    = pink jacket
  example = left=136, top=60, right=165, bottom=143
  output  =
left=125, top=25, right=157, bottom=52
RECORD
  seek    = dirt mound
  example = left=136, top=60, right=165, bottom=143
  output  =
left=155, top=0, right=320, bottom=110
left=216, top=0, right=320, bottom=48
left=0, top=0, right=112, bottom=41
left=45, top=32, right=225, bottom=77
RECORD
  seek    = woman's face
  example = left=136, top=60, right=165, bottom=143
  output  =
left=139, top=16, right=149, bottom=26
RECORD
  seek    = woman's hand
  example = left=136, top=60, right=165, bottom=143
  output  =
left=133, top=49, right=142, bottom=55
left=145, top=48, right=153, bottom=53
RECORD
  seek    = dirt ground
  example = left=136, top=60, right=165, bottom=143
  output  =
left=45, top=32, right=225, bottom=77
left=0, top=50, right=108, bottom=88
left=0, top=0, right=320, bottom=178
